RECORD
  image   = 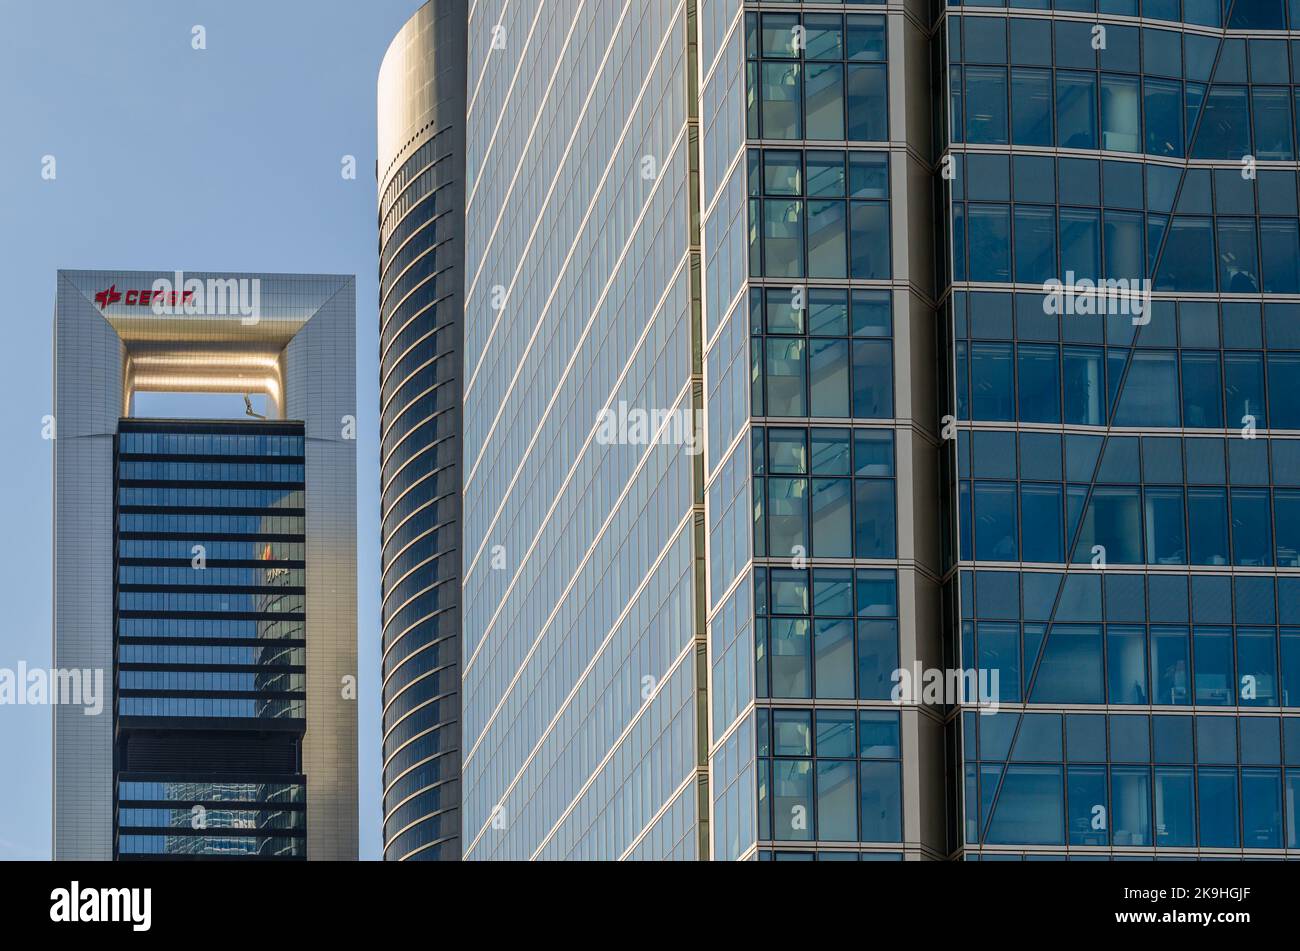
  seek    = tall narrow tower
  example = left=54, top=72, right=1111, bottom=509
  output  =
left=52, top=269, right=358, bottom=860
left=376, top=0, right=468, bottom=861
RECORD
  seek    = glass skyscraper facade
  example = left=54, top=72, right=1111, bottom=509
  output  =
left=710, top=0, right=944, bottom=861
left=114, top=419, right=308, bottom=859
left=942, top=0, right=1300, bottom=858
left=387, top=0, right=1300, bottom=859
left=460, top=0, right=709, bottom=861
left=451, top=0, right=942, bottom=861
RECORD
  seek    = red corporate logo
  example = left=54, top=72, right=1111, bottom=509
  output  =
left=93, top=284, right=195, bottom=309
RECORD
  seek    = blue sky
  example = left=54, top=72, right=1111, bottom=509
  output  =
left=0, top=0, right=425, bottom=860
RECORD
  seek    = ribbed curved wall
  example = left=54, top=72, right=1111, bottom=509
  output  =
left=376, top=0, right=466, bottom=861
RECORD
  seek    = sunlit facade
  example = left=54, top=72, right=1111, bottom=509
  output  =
left=455, top=0, right=942, bottom=861
left=717, top=0, right=944, bottom=861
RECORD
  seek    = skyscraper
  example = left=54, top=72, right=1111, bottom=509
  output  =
left=721, top=0, right=941, bottom=860
left=53, top=269, right=357, bottom=860
left=376, top=0, right=468, bottom=861
left=941, top=0, right=1300, bottom=859
left=455, top=0, right=937, bottom=862
left=387, top=0, right=1300, bottom=860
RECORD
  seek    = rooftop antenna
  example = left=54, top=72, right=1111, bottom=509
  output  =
left=243, top=394, right=267, bottom=420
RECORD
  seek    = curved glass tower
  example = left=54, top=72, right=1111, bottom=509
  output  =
left=376, top=0, right=467, bottom=861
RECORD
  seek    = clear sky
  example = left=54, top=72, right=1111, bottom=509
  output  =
left=0, top=0, right=425, bottom=860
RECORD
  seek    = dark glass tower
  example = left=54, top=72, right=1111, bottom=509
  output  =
left=113, top=419, right=308, bottom=859
left=376, top=0, right=468, bottom=860
left=941, top=0, right=1300, bottom=857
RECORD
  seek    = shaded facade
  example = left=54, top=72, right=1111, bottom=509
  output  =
left=115, top=419, right=309, bottom=859
left=377, top=0, right=468, bottom=860
left=940, top=0, right=1300, bottom=858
